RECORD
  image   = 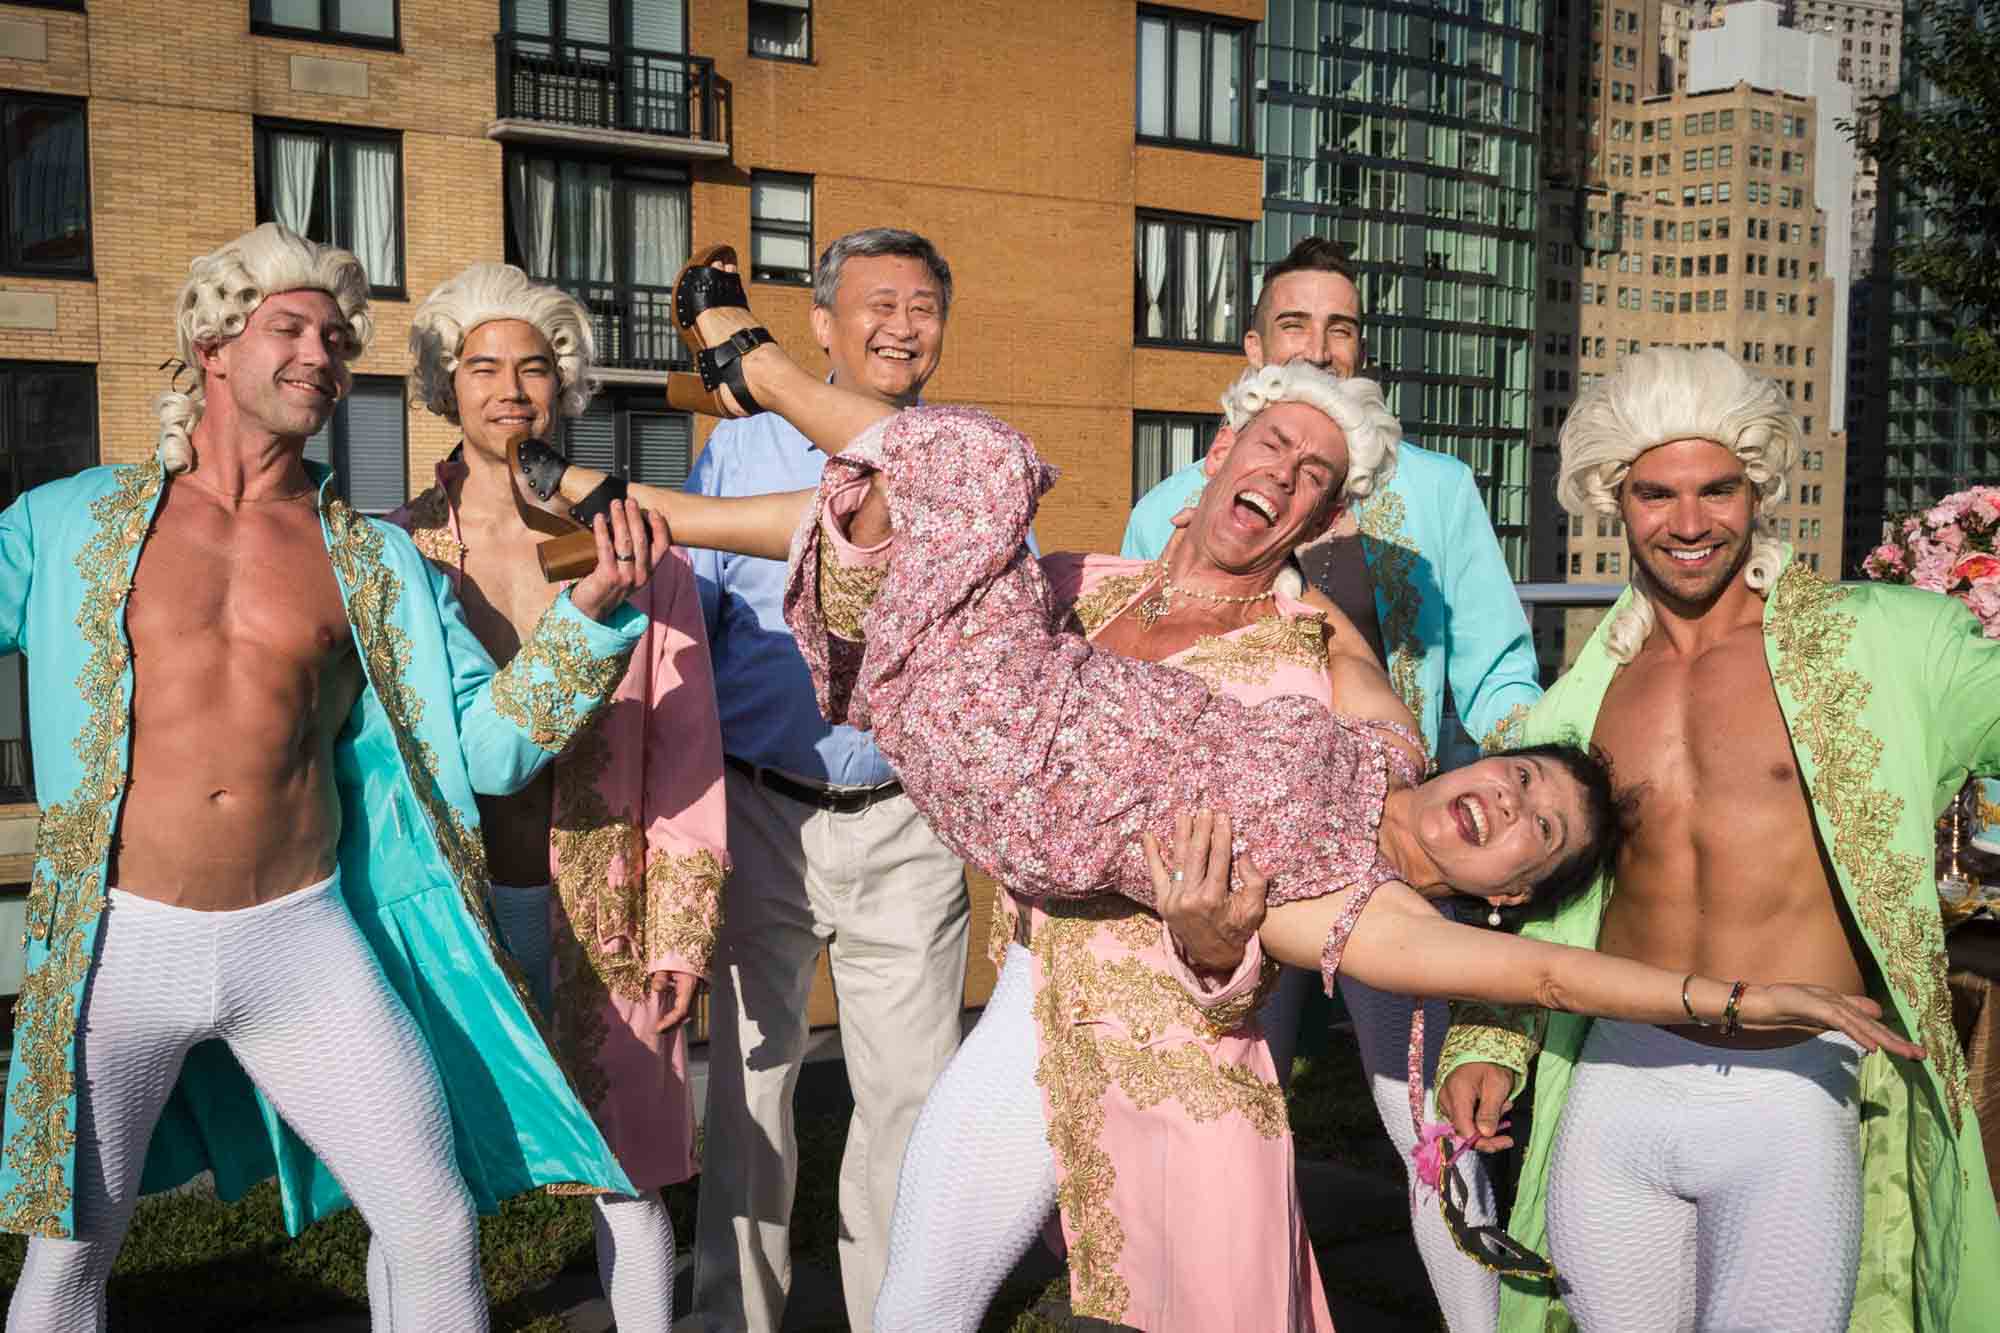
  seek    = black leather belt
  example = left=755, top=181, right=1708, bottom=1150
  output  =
left=725, top=755, right=903, bottom=814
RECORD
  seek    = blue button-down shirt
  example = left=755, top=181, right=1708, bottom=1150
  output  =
left=684, top=411, right=896, bottom=786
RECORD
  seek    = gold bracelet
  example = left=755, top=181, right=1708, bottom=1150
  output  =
left=1680, top=972, right=1711, bottom=1027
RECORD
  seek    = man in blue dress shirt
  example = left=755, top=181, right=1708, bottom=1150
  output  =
left=1122, top=237, right=1542, bottom=1333
left=681, top=228, right=968, bottom=1333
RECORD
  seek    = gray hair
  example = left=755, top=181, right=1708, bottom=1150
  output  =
left=407, top=263, right=598, bottom=423
left=157, top=223, right=373, bottom=473
left=811, top=227, right=953, bottom=319
left=1558, top=347, right=1800, bottom=663
left=1217, top=360, right=1400, bottom=504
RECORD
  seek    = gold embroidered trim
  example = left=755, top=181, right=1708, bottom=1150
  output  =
left=1480, top=701, right=1535, bottom=755
left=1066, top=571, right=1155, bottom=638
left=1029, top=899, right=1287, bottom=1321
left=0, top=466, right=160, bottom=1237
left=401, top=483, right=465, bottom=570
left=645, top=846, right=725, bottom=979
left=816, top=517, right=888, bottom=642
left=1172, top=613, right=1329, bottom=688
left=1357, top=491, right=1426, bottom=726
left=491, top=607, right=632, bottom=753
left=1766, top=566, right=1968, bottom=1129
left=1437, top=1004, right=1537, bottom=1084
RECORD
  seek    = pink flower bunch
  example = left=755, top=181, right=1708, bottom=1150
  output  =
left=1864, top=485, right=2000, bottom=639
left=1411, top=1118, right=1510, bottom=1199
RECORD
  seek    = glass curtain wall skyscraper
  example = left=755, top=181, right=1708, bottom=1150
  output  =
left=1845, top=0, right=1998, bottom=568
left=1256, top=0, right=1543, bottom=575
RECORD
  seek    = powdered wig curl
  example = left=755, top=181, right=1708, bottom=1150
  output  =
left=156, top=223, right=374, bottom=474
left=1558, top=347, right=1800, bottom=662
left=1218, top=360, right=1400, bottom=505
left=407, top=263, right=598, bottom=424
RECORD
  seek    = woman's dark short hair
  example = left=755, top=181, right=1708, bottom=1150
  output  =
left=1494, top=740, right=1632, bottom=920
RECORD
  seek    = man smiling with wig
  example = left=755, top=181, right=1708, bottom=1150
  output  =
left=1439, top=346, right=2000, bottom=1331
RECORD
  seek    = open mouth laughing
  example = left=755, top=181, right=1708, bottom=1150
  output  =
left=1453, top=793, right=1491, bottom=847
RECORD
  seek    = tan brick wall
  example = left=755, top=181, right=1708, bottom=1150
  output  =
left=0, top=3, right=89, bottom=97
left=0, top=277, right=97, bottom=363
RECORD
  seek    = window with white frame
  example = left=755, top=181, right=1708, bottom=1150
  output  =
left=1136, top=7, right=1250, bottom=150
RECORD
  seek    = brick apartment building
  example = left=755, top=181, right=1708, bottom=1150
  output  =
left=0, top=0, right=1265, bottom=1016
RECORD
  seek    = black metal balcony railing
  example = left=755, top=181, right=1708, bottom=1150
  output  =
left=563, top=280, right=693, bottom=372
left=496, top=33, right=720, bottom=143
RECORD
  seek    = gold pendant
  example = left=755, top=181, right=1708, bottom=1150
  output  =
left=1136, top=589, right=1170, bottom=629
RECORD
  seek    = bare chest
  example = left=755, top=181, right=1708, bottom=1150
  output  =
left=1594, top=630, right=1809, bottom=836
left=128, top=494, right=351, bottom=670
left=458, top=532, right=564, bottom=666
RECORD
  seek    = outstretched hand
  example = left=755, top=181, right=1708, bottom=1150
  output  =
left=1146, top=810, right=1269, bottom=977
left=1740, top=983, right=1926, bottom=1060
left=569, top=499, right=672, bottom=622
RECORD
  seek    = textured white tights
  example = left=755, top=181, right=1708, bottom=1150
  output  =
left=487, top=883, right=678, bottom=1333
left=873, top=944, right=1058, bottom=1333
left=1546, top=1020, right=1864, bottom=1332
left=6, top=878, right=484, bottom=1333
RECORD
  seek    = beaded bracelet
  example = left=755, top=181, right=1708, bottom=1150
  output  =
left=1721, top=980, right=1747, bottom=1036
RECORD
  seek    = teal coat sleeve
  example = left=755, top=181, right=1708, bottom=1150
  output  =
left=1120, top=462, right=1208, bottom=560
left=424, top=556, right=644, bottom=796
left=1433, top=461, right=1543, bottom=749
left=0, top=490, right=37, bottom=657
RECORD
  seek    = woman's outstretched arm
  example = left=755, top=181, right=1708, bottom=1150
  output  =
left=1252, top=882, right=1924, bottom=1058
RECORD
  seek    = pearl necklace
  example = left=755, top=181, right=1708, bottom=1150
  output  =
left=1135, top=559, right=1274, bottom=629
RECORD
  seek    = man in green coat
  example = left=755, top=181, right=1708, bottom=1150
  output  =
left=1437, top=347, right=2000, bottom=1331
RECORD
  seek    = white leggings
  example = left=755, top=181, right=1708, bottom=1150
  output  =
left=874, top=943, right=1058, bottom=1333
left=4, top=877, right=485, bottom=1333
left=487, top=882, right=676, bottom=1333
left=1262, top=967, right=1500, bottom=1333
left=1546, top=1020, right=1864, bottom=1333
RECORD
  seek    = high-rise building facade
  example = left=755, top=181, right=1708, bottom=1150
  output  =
left=1255, top=0, right=1543, bottom=576
left=1538, top=0, right=1851, bottom=667
left=1842, top=0, right=1997, bottom=568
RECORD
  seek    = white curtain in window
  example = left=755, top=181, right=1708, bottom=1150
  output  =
left=750, top=175, right=812, bottom=275
left=563, top=165, right=614, bottom=283
left=1133, top=419, right=1164, bottom=495
left=1206, top=228, right=1236, bottom=343
left=344, top=140, right=400, bottom=289
left=1173, top=26, right=1202, bottom=140
left=1208, top=29, right=1239, bottom=146
left=629, top=183, right=690, bottom=364
left=1138, top=222, right=1167, bottom=339
left=1169, top=420, right=1200, bottom=474
left=1177, top=227, right=1200, bottom=341
left=1137, top=17, right=1167, bottom=137
left=507, top=157, right=558, bottom=276
left=267, top=131, right=320, bottom=236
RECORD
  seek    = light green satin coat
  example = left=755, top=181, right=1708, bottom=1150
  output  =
left=1437, top=557, right=2000, bottom=1332
left=0, top=461, right=642, bottom=1240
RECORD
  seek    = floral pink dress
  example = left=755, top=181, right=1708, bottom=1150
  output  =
left=393, top=462, right=729, bottom=1191
left=787, top=407, right=1427, bottom=1329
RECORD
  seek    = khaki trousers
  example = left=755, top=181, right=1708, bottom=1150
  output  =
left=688, top=766, right=968, bottom=1333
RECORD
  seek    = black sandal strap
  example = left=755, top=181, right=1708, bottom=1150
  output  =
left=675, top=265, right=752, bottom=331
left=567, top=474, right=630, bottom=529
left=515, top=437, right=570, bottom=502
left=695, top=327, right=774, bottom=414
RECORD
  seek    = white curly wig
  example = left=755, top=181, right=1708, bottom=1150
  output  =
left=1558, top=346, right=1801, bottom=663
left=407, top=263, right=597, bottom=424
left=1218, top=360, right=1400, bottom=505
left=156, top=223, right=374, bottom=474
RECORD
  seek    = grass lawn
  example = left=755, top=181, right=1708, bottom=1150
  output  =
left=0, top=1021, right=1409, bottom=1330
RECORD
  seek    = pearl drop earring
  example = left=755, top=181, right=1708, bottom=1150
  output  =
left=1487, top=907, right=1503, bottom=927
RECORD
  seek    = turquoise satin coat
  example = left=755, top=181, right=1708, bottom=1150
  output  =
left=0, top=461, right=641, bottom=1240
left=1122, top=440, right=1543, bottom=755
